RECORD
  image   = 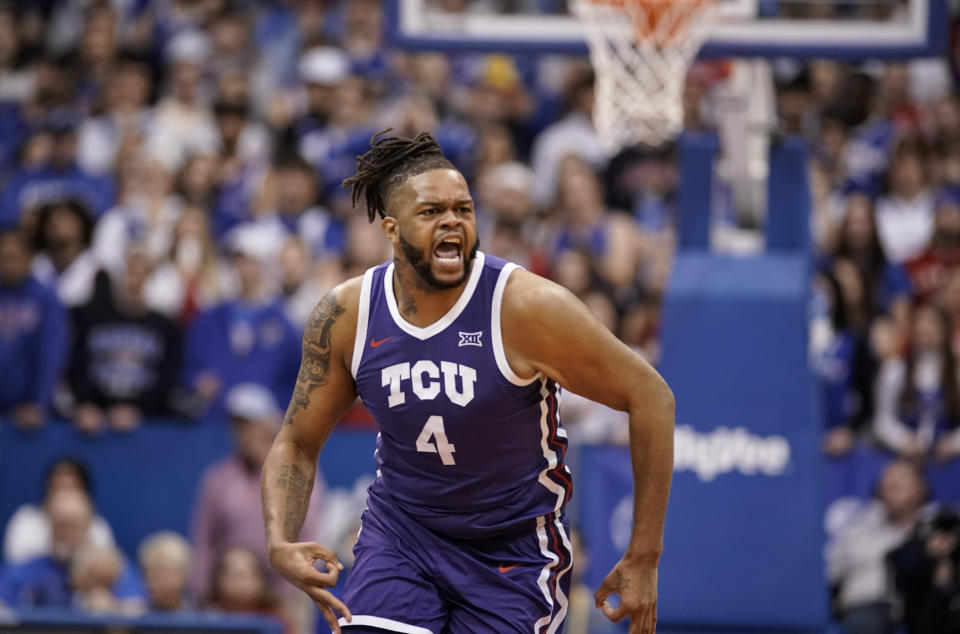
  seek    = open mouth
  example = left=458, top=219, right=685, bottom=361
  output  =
left=433, top=236, right=463, bottom=271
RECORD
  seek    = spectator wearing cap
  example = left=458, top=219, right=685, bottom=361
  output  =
left=189, top=383, right=322, bottom=631
left=0, top=228, right=66, bottom=430
left=0, top=115, right=116, bottom=229
left=68, top=243, right=182, bottom=435
left=268, top=46, right=351, bottom=140
left=180, top=225, right=300, bottom=419
left=294, top=53, right=378, bottom=199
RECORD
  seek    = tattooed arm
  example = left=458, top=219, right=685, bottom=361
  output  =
left=260, top=281, right=362, bottom=633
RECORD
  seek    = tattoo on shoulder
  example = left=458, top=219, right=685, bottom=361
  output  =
left=283, top=292, right=346, bottom=424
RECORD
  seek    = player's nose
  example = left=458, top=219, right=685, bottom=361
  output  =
left=437, top=206, right=461, bottom=227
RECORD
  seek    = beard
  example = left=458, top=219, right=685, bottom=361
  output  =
left=398, top=232, right=479, bottom=291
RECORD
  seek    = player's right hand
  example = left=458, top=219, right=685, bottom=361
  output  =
left=268, top=541, right=352, bottom=632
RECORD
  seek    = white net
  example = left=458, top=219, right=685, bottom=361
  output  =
left=572, top=0, right=717, bottom=151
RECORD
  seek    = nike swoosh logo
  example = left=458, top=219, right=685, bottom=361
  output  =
left=370, top=336, right=393, bottom=348
left=498, top=564, right=520, bottom=573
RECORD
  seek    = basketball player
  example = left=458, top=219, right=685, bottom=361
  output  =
left=261, top=132, right=674, bottom=634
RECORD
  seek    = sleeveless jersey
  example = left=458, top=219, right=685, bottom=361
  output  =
left=350, top=252, right=572, bottom=539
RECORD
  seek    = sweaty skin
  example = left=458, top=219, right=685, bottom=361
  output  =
left=261, top=168, right=674, bottom=634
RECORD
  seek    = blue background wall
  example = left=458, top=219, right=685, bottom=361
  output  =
left=0, top=421, right=379, bottom=562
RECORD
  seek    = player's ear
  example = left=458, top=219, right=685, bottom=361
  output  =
left=382, top=214, right=399, bottom=244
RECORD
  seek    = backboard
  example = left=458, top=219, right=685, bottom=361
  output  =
left=387, top=0, right=947, bottom=59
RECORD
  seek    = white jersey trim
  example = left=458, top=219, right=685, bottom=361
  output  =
left=492, top=263, right=541, bottom=386
left=340, top=615, right=434, bottom=634
left=383, top=251, right=486, bottom=341
left=532, top=514, right=573, bottom=634
left=534, top=520, right=558, bottom=633
left=537, top=377, right=566, bottom=514
left=350, top=267, right=375, bottom=379
left=547, top=516, right=574, bottom=634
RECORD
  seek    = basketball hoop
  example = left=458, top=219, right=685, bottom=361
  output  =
left=572, top=0, right=718, bottom=151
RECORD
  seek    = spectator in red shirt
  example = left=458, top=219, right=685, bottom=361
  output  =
left=189, top=383, right=322, bottom=633
left=905, top=189, right=960, bottom=300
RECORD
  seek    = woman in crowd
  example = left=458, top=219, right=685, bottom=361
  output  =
left=831, top=192, right=913, bottom=343
left=873, top=302, right=960, bottom=461
left=203, top=547, right=286, bottom=629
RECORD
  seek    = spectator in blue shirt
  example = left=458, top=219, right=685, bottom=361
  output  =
left=181, top=225, right=301, bottom=420
left=0, top=116, right=116, bottom=229
left=811, top=269, right=872, bottom=456
left=245, top=153, right=345, bottom=262
left=0, top=488, right=145, bottom=610
left=0, top=228, right=66, bottom=430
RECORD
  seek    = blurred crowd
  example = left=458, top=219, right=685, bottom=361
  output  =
left=804, top=56, right=960, bottom=466
left=827, top=459, right=960, bottom=634
left=0, top=0, right=672, bottom=441
left=0, top=385, right=322, bottom=631
left=0, top=0, right=960, bottom=632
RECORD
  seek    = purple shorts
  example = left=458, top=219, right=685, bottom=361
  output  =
left=338, top=492, right=572, bottom=634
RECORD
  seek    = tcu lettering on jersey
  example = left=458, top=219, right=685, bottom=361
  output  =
left=381, top=361, right=477, bottom=408
left=351, top=252, right=572, bottom=539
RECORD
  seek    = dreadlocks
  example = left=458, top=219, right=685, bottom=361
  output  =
left=342, top=129, right=455, bottom=223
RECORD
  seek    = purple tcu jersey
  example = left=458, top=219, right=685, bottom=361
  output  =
left=350, top=251, right=572, bottom=539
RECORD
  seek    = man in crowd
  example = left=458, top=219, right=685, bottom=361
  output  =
left=181, top=226, right=301, bottom=418
left=191, top=383, right=321, bottom=632
left=0, top=229, right=65, bottom=430
left=0, top=488, right=144, bottom=610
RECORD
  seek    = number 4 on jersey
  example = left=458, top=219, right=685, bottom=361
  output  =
left=416, top=415, right=456, bottom=465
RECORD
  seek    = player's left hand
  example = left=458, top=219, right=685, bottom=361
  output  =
left=594, top=555, right=658, bottom=634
